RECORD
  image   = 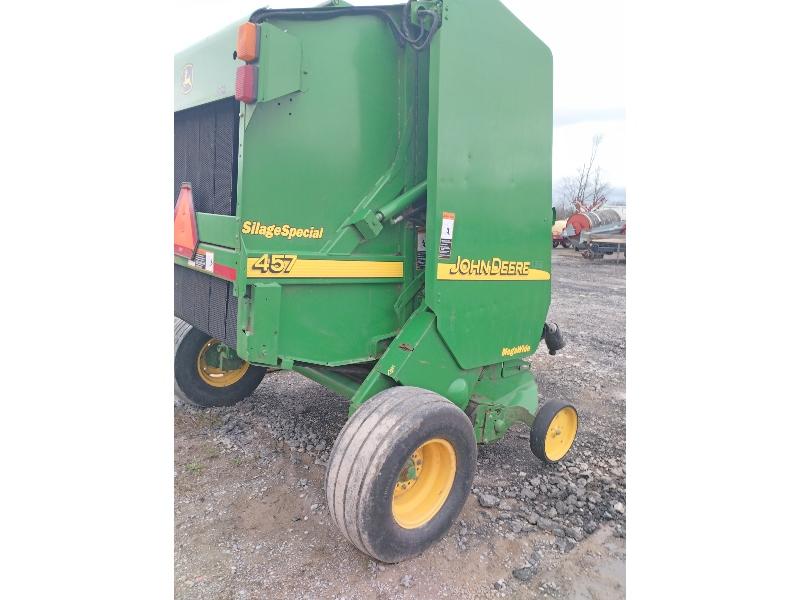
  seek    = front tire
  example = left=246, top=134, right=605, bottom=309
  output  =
left=174, top=318, right=268, bottom=408
left=326, top=386, right=477, bottom=563
left=530, top=400, right=579, bottom=463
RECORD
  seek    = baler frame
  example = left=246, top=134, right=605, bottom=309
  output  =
left=174, top=0, right=578, bottom=563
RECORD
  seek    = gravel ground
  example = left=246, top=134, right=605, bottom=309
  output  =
left=174, top=249, right=626, bottom=599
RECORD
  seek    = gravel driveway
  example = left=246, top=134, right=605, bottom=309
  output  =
left=175, top=249, right=626, bottom=599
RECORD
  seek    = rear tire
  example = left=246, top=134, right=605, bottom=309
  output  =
left=174, top=318, right=268, bottom=408
left=326, top=386, right=476, bottom=563
left=552, top=240, right=559, bottom=248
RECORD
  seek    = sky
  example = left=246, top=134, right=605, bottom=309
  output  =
left=173, top=0, right=624, bottom=192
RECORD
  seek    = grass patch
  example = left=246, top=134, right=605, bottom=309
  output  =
left=186, top=461, right=204, bottom=474
left=192, top=412, right=223, bottom=429
left=202, top=444, right=220, bottom=460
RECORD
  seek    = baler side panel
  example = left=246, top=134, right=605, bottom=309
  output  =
left=425, top=0, right=554, bottom=370
left=175, top=20, right=242, bottom=111
left=234, top=13, right=413, bottom=366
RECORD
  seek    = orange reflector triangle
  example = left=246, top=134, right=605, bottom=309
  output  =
left=174, top=183, right=199, bottom=259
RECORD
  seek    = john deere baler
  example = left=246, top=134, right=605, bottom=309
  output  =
left=174, top=0, right=574, bottom=563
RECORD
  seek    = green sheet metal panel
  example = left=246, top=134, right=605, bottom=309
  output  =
left=237, top=15, right=403, bottom=258
left=425, top=0, right=553, bottom=369
left=258, top=23, right=303, bottom=102
left=175, top=20, right=243, bottom=111
left=235, top=11, right=413, bottom=366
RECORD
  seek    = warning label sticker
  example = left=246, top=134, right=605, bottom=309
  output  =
left=189, top=249, right=214, bottom=273
left=416, top=229, right=426, bottom=270
left=438, top=212, right=455, bottom=259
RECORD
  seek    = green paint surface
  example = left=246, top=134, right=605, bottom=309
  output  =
left=174, top=1, right=553, bottom=441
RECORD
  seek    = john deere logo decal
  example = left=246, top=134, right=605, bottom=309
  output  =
left=436, top=256, right=551, bottom=281
left=182, top=64, right=193, bottom=94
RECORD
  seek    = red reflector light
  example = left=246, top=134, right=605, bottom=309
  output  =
left=235, top=65, right=258, bottom=104
left=174, top=183, right=199, bottom=259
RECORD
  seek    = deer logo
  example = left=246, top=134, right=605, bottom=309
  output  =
left=182, top=64, right=193, bottom=94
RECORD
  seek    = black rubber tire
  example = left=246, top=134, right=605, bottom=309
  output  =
left=552, top=240, right=559, bottom=248
left=174, top=318, right=193, bottom=405
left=530, top=400, right=579, bottom=463
left=174, top=318, right=268, bottom=408
left=561, top=240, right=571, bottom=248
left=325, top=386, right=477, bottom=563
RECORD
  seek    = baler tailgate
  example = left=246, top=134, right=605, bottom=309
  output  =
left=425, top=0, right=553, bottom=369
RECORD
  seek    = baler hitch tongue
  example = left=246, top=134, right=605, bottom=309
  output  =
left=542, top=322, right=566, bottom=356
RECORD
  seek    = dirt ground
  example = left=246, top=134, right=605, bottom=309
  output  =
left=174, top=249, right=626, bottom=599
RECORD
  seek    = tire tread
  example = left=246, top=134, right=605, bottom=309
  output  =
left=325, top=387, right=468, bottom=559
left=173, top=318, right=267, bottom=408
left=174, top=318, right=193, bottom=402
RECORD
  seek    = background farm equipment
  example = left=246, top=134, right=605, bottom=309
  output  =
left=552, top=219, right=571, bottom=248
left=579, top=232, right=626, bottom=261
left=563, top=207, right=626, bottom=253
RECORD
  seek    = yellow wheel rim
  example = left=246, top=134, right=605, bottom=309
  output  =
left=392, top=438, right=456, bottom=529
left=196, top=339, right=249, bottom=388
left=544, top=406, right=578, bottom=461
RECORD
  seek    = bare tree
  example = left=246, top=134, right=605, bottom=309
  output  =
left=555, top=135, right=610, bottom=214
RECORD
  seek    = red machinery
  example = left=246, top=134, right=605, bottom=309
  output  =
left=551, top=219, right=570, bottom=248
left=563, top=208, right=626, bottom=243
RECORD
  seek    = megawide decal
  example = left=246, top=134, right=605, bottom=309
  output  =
left=247, top=254, right=403, bottom=279
left=502, top=344, right=532, bottom=357
left=437, top=256, right=551, bottom=281
left=242, top=221, right=325, bottom=240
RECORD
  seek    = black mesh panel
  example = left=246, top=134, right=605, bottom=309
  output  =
left=174, top=265, right=238, bottom=349
left=174, top=98, right=240, bottom=348
left=174, top=98, right=239, bottom=216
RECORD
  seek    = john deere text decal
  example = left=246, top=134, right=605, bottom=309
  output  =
left=437, top=256, right=550, bottom=281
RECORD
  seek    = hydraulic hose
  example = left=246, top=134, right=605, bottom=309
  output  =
left=249, top=1, right=441, bottom=50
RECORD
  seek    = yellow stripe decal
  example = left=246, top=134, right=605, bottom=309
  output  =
left=247, top=255, right=403, bottom=279
left=436, top=262, right=550, bottom=281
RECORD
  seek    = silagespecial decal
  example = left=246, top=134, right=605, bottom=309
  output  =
left=436, top=256, right=551, bottom=281
left=501, top=344, right=532, bottom=357
left=242, top=221, right=325, bottom=240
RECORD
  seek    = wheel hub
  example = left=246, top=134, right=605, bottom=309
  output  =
left=395, top=449, right=424, bottom=493
left=196, top=339, right=250, bottom=388
left=544, top=407, right=578, bottom=461
left=392, top=438, right=456, bottom=529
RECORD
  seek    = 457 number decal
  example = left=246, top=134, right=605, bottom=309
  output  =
left=249, top=254, right=297, bottom=275
left=245, top=255, right=404, bottom=279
